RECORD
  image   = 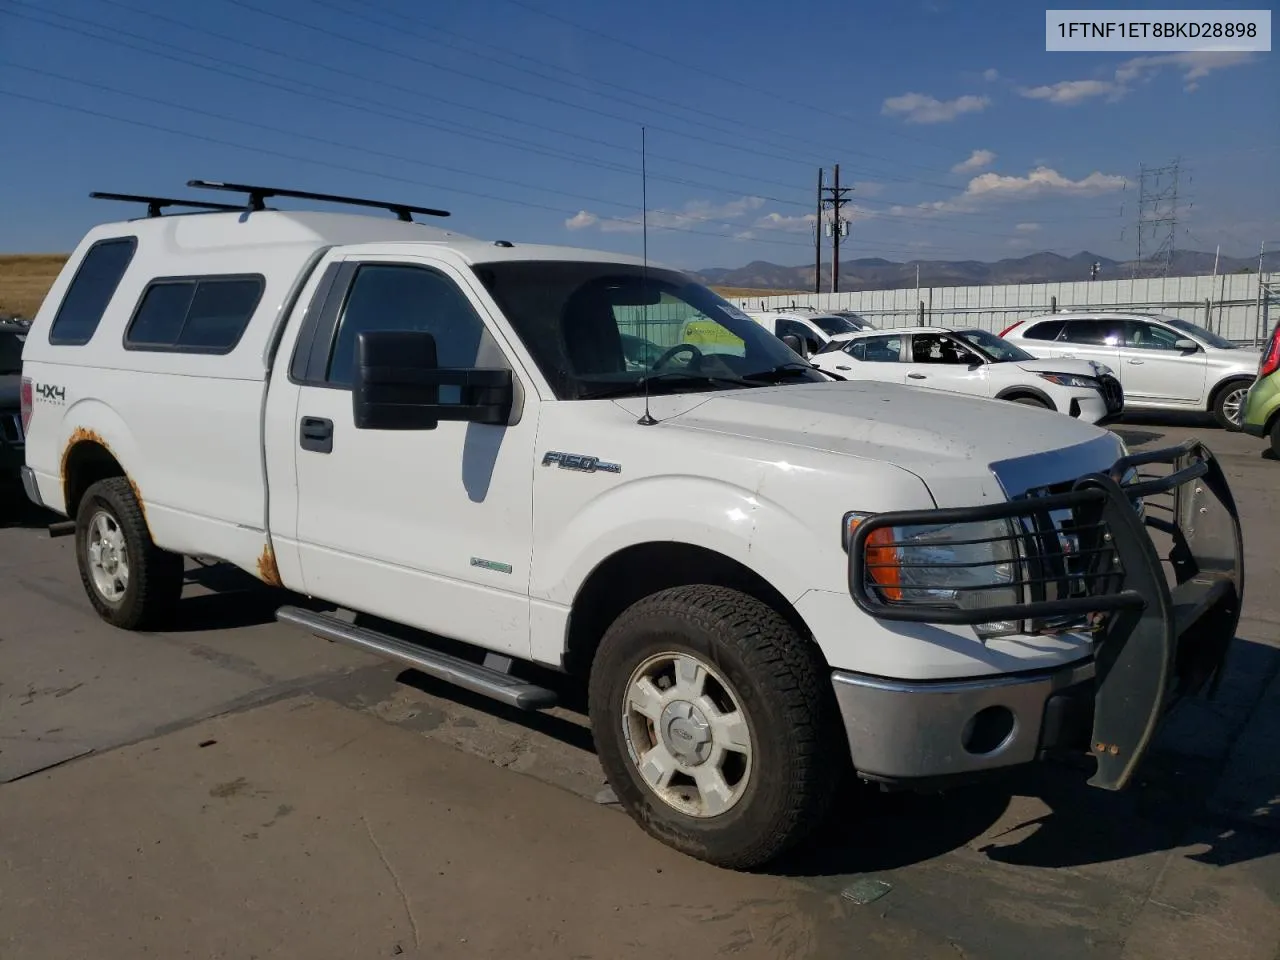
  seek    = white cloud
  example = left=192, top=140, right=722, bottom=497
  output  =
left=982, top=68, right=999, bottom=82
left=881, top=92, right=990, bottom=124
left=1019, top=79, right=1123, bottom=105
left=1015, top=222, right=1041, bottom=233
left=564, top=210, right=598, bottom=230
left=894, top=166, right=1126, bottom=216
left=565, top=196, right=768, bottom=234
left=1020, top=50, right=1256, bottom=106
left=753, top=212, right=817, bottom=233
left=952, top=149, right=996, bottom=174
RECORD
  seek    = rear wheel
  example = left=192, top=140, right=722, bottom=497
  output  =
left=1270, top=417, right=1280, bottom=458
left=75, top=477, right=183, bottom=630
left=1212, top=380, right=1251, bottom=429
left=588, top=584, right=841, bottom=869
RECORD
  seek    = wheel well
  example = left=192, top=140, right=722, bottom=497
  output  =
left=1208, top=376, right=1253, bottom=412
left=562, top=542, right=814, bottom=678
left=997, top=386, right=1054, bottom=408
left=62, top=441, right=126, bottom=518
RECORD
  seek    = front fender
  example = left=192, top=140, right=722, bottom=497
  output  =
left=533, top=473, right=809, bottom=604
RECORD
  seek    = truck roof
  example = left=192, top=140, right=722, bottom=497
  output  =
left=78, top=209, right=655, bottom=268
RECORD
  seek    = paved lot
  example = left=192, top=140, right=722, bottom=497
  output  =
left=1, top=415, right=1278, bottom=960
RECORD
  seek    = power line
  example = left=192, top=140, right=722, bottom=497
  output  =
left=0, top=84, right=986, bottom=258
left=5, top=2, right=1114, bottom=245
left=318, top=0, right=967, bottom=182
left=490, top=0, right=958, bottom=157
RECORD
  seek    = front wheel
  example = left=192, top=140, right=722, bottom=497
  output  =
left=74, top=477, right=183, bottom=630
left=1213, top=381, right=1250, bottom=429
left=588, top=585, right=841, bottom=869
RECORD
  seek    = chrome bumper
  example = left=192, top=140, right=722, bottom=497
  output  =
left=832, top=659, right=1096, bottom=783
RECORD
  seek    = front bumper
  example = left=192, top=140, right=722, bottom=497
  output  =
left=842, top=441, right=1243, bottom=790
left=833, top=659, right=1095, bottom=783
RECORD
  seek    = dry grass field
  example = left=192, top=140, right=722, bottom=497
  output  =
left=0, top=254, right=67, bottom=319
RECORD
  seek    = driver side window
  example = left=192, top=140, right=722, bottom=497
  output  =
left=911, top=333, right=973, bottom=364
left=1123, top=321, right=1183, bottom=351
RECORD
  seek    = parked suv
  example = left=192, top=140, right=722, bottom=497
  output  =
left=20, top=182, right=1243, bottom=870
left=1240, top=322, right=1280, bottom=456
left=810, top=326, right=1124, bottom=424
left=746, top=308, right=874, bottom=356
left=1000, top=312, right=1260, bottom=428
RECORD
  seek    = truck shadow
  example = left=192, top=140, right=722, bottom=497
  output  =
left=167, top=561, right=336, bottom=632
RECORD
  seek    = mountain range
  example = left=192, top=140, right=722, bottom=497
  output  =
left=693, top=249, right=1277, bottom=293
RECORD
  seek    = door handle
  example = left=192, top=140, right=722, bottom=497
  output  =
left=299, top=416, right=334, bottom=454
left=1128, top=359, right=1144, bottom=365
left=908, top=373, right=927, bottom=380
left=836, top=365, right=851, bottom=370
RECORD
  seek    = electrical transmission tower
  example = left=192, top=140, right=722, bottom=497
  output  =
left=1134, top=159, right=1180, bottom=278
left=814, top=165, right=854, bottom=294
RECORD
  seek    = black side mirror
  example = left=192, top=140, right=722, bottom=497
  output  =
left=353, top=329, right=513, bottom=430
left=781, top=334, right=806, bottom=356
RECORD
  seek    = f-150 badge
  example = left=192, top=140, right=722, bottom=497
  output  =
left=541, top=451, right=621, bottom=474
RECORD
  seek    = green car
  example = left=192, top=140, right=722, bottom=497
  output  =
left=1241, top=322, right=1280, bottom=456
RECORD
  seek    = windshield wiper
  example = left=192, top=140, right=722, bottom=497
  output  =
left=742, top=362, right=844, bottom=383
left=578, top=371, right=760, bottom=399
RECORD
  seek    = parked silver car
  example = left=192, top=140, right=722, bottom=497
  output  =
left=1000, top=311, right=1260, bottom=427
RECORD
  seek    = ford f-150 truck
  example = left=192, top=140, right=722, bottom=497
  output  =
left=19, top=182, right=1244, bottom=869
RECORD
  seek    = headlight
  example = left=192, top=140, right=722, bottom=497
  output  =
left=1038, top=372, right=1097, bottom=388
left=843, top=513, right=1023, bottom=638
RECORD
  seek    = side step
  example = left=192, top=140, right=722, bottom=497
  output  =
left=276, top=606, right=558, bottom=711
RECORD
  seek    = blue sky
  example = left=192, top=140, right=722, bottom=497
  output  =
left=0, top=0, right=1275, bottom=268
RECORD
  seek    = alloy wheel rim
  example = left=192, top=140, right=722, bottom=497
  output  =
left=86, top=509, right=129, bottom=603
left=620, top=651, right=753, bottom=819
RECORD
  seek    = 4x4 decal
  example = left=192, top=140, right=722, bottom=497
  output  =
left=35, top=383, right=66, bottom=405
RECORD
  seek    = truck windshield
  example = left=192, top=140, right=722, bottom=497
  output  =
left=473, top=261, right=827, bottom=399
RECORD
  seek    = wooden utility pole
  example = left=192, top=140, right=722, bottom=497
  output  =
left=814, top=167, right=823, bottom=294
left=822, top=163, right=853, bottom=294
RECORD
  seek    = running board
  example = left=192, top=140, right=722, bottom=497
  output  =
left=275, top=606, right=558, bottom=711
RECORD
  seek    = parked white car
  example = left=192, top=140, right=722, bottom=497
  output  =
left=746, top=309, right=874, bottom=356
left=1000, top=312, right=1260, bottom=428
left=18, top=182, right=1243, bottom=871
left=810, top=326, right=1124, bottom=424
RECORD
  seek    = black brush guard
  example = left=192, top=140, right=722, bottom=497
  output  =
left=848, top=440, right=1243, bottom=790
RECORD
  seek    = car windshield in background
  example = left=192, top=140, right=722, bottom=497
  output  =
left=0, top=330, right=25, bottom=375
left=1158, top=314, right=1237, bottom=350
left=955, top=328, right=1035, bottom=363
left=472, top=261, right=826, bottom=400
left=812, top=314, right=861, bottom=336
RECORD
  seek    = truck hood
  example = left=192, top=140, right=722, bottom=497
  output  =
left=613, top=380, right=1125, bottom=506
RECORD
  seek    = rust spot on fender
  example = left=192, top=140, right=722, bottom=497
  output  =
left=60, top=426, right=110, bottom=491
left=257, top=542, right=283, bottom=587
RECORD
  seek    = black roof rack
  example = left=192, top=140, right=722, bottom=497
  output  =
left=187, top=180, right=451, bottom=221
left=90, top=191, right=247, bottom=218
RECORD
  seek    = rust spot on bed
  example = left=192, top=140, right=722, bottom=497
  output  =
left=257, top=542, right=283, bottom=587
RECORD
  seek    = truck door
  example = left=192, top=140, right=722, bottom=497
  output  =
left=286, top=255, right=537, bottom=657
left=900, top=332, right=991, bottom=397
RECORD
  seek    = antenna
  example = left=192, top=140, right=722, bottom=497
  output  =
left=637, top=125, right=658, bottom=426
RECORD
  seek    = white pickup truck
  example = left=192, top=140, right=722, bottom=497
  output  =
left=19, top=182, right=1244, bottom=869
